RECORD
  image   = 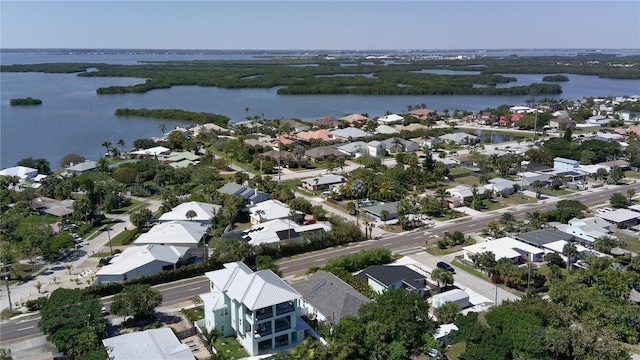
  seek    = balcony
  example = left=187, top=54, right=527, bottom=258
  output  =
left=254, top=322, right=272, bottom=338
left=255, top=307, right=273, bottom=321
left=274, top=316, right=291, bottom=333
left=275, top=301, right=295, bottom=316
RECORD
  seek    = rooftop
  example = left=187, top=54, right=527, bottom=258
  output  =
left=515, top=228, right=575, bottom=247
left=464, top=237, right=544, bottom=261
left=103, top=328, right=193, bottom=360
left=159, top=201, right=221, bottom=222
left=135, top=221, right=207, bottom=245
left=357, top=265, right=425, bottom=288
left=96, top=245, right=188, bottom=276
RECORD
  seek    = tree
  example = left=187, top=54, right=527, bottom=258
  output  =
left=431, top=268, right=454, bottom=288
left=111, top=284, right=162, bottom=320
left=255, top=255, right=282, bottom=276
left=562, top=242, right=579, bottom=270
left=593, top=235, right=621, bottom=254
left=435, top=301, right=460, bottom=324
left=610, top=192, right=628, bottom=208
left=159, top=123, right=166, bottom=135
left=39, top=288, right=106, bottom=357
left=101, top=141, right=112, bottom=157
left=627, top=188, right=636, bottom=202
left=380, top=210, right=390, bottom=223
left=608, top=168, right=624, bottom=184
left=486, top=221, right=501, bottom=237
left=130, top=208, right=153, bottom=233
left=185, top=210, right=197, bottom=221
left=563, top=126, right=572, bottom=141
left=16, top=157, right=51, bottom=174
left=60, top=153, right=86, bottom=169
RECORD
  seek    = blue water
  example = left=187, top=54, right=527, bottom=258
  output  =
left=2, top=50, right=640, bottom=170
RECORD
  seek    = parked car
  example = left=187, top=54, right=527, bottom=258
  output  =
left=303, top=218, right=317, bottom=225
left=437, top=261, right=456, bottom=273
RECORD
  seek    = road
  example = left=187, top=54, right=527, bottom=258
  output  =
left=2, top=182, right=638, bottom=344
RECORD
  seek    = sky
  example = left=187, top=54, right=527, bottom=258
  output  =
left=1, top=1, right=639, bottom=50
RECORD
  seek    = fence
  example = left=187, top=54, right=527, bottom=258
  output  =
left=173, top=326, right=197, bottom=340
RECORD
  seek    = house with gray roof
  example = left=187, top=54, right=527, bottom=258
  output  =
left=200, top=262, right=306, bottom=356
left=357, top=265, right=428, bottom=296
left=292, top=270, right=370, bottom=323
left=557, top=217, right=611, bottom=244
left=380, top=138, right=420, bottom=154
left=337, top=141, right=368, bottom=157
left=304, top=146, right=346, bottom=161
left=64, top=160, right=98, bottom=176
left=361, top=202, right=399, bottom=222
left=218, top=182, right=269, bottom=205
left=485, top=178, right=517, bottom=197
left=515, top=228, right=575, bottom=248
left=280, top=119, right=310, bottom=132
left=103, top=328, right=193, bottom=360
left=96, top=245, right=191, bottom=284
left=367, top=140, right=386, bottom=157
left=331, top=127, right=371, bottom=140
left=596, top=209, right=640, bottom=229
left=300, top=174, right=345, bottom=191
left=439, top=132, right=478, bottom=145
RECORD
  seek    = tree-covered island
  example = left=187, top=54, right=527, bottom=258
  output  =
left=2, top=54, right=638, bottom=96
left=542, top=74, right=570, bottom=82
left=114, top=108, right=230, bottom=127
left=10, top=97, right=42, bottom=105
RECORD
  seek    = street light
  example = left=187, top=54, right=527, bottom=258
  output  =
left=2, top=272, right=12, bottom=313
left=106, top=227, right=113, bottom=254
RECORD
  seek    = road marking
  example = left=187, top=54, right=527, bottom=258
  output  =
left=315, top=258, right=326, bottom=262
left=186, top=287, right=201, bottom=292
left=279, top=266, right=288, bottom=270
left=16, top=326, right=34, bottom=332
left=599, top=194, right=606, bottom=197
left=349, top=250, right=359, bottom=254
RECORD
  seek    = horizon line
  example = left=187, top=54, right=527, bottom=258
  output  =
left=2, top=47, right=639, bottom=52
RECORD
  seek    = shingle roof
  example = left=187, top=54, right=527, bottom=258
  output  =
left=205, top=262, right=301, bottom=311
left=292, top=270, right=370, bottom=322
left=357, top=265, right=425, bottom=288
left=516, top=228, right=575, bottom=247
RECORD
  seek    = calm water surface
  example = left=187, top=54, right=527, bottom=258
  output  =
left=2, top=53, right=639, bottom=169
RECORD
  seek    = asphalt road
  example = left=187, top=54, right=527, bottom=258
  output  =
left=2, top=182, right=638, bottom=344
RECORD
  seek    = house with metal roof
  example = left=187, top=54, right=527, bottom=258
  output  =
left=376, top=114, right=404, bottom=125
left=463, top=237, right=545, bottom=264
left=159, top=201, right=221, bottom=224
left=96, top=245, right=191, bottom=284
left=431, top=289, right=470, bottom=310
left=199, top=262, right=307, bottom=356
left=557, top=217, right=611, bottom=244
left=596, top=209, right=640, bottom=229
left=300, top=174, right=345, bottom=191
left=242, top=219, right=330, bottom=246
left=438, top=132, right=479, bottom=145
left=331, top=127, right=371, bottom=140
left=249, top=200, right=292, bottom=224
left=292, top=270, right=370, bottom=323
left=103, top=328, right=193, bottom=360
left=553, top=157, right=580, bottom=170
left=357, top=265, right=428, bottom=296
left=134, top=221, right=208, bottom=248
left=64, top=160, right=97, bottom=176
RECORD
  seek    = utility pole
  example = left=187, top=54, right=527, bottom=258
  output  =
left=532, top=100, right=538, bottom=142
left=107, top=227, right=113, bottom=254
left=4, top=273, right=12, bottom=313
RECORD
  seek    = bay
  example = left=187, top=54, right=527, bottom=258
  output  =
left=2, top=53, right=639, bottom=170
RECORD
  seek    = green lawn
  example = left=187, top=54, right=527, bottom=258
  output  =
left=214, top=337, right=249, bottom=360
left=498, top=194, right=537, bottom=206
left=109, top=229, right=137, bottom=246
left=446, top=342, right=466, bottom=360
left=625, top=171, right=640, bottom=180
left=182, top=306, right=204, bottom=323
left=452, top=260, right=488, bottom=281
left=541, top=188, right=575, bottom=197
left=616, top=232, right=640, bottom=253
left=455, top=176, right=479, bottom=186
left=426, top=238, right=476, bottom=256
left=108, top=199, right=143, bottom=214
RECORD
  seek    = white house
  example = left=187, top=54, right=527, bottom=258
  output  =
left=485, top=178, right=517, bottom=196
left=463, top=237, right=545, bottom=264
left=0, top=166, right=39, bottom=180
left=331, top=127, right=371, bottom=140
left=103, top=328, right=193, bottom=360
left=159, top=201, right=221, bottom=224
left=134, top=221, right=208, bottom=248
left=199, top=262, right=306, bottom=356
left=249, top=200, right=292, bottom=224
left=553, top=157, right=579, bottom=170
left=96, top=245, right=190, bottom=284
left=337, top=141, right=368, bottom=157
left=375, top=124, right=400, bottom=135
left=376, top=114, right=404, bottom=125
left=560, top=217, right=611, bottom=244
left=300, top=174, right=345, bottom=191
left=367, top=140, right=386, bottom=157
left=439, top=132, right=479, bottom=145
left=242, top=219, right=330, bottom=246
left=431, top=289, right=470, bottom=309
left=64, top=160, right=98, bottom=176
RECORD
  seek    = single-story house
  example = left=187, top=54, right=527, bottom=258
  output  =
left=189, top=123, right=229, bottom=136
left=596, top=209, right=640, bottom=229
left=431, top=289, right=470, bottom=310
left=301, top=174, right=345, bottom=191
left=164, top=151, right=200, bottom=168
left=134, top=221, right=208, bottom=248
left=296, top=129, right=340, bottom=143
left=249, top=199, right=292, bottom=224
left=218, top=183, right=270, bottom=205
left=293, top=270, right=371, bottom=324
left=408, top=108, right=437, bottom=120
left=313, top=115, right=339, bottom=128
left=380, top=138, right=420, bottom=154
left=280, top=119, right=310, bottom=132
left=586, top=115, right=610, bottom=127
left=361, top=202, right=399, bottom=222
left=375, top=125, right=400, bottom=135
left=337, top=141, right=369, bottom=157
left=103, top=328, right=193, bottom=360
left=515, top=228, right=576, bottom=248
left=463, top=237, right=545, bottom=264
left=485, top=178, right=517, bottom=197
left=0, top=166, right=39, bottom=180
left=259, top=150, right=307, bottom=167
left=596, top=159, right=631, bottom=171
left=434, top=324, right=459, bottom=347
left=396, top=123, right=428, bottom=132
left=549, top=118, right=576, bottom=129
left=304, top=146, right=347, bottom=161
left=32, top=197, right=75, bottom=217
left=64, top=160, right=98, bottom=176
left=130, top=146, right=172, bottom=159
left=159, top=201, right=221, bottom=224
left=411, top=137, right=440, bottom=149
left=339, top=114, right=371, bottom=125
left=331, top=127, right=372, bottom=140
left=439, top=132, right=478, bottom=145
left=540, top=240, right=589, bottom=260
left=516, top=172, right=551, bottom=189
left=357, top=265, right=429, bottom=296
left=376, top=114, right=404, bottom=125
left=446, top=185, right=488, bottom=201
left=96, top=245, right=191, bottom=284
left=242, top=219, right=330, bottom=246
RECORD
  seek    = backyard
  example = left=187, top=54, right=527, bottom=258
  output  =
left=214, top=337, right=249, bottom=359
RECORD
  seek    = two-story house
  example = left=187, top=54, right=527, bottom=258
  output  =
left=199, top=262, right=305, bottom=356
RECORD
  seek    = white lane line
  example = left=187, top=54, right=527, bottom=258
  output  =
left=16, top=326, right=34, bottom=332
left=186, top=287, right=201, bottom=292
left=350, top=250, right=359, bottom=254
left=279, top=266, right=288, bottom=270
left=315, top=258, right=326, bottom=262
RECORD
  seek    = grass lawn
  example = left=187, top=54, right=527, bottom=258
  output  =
left=109, top=199, right=143, bottom=214
left=446, top=342, right=466, bottom=360
left=616, top=232, right=640, bottom=253
left=182, top=306, right=204, bottom=323
left=541, top=188, right=575, bottom=197
left=498, top=194, right=538, bottom=206
left=232, top=221, right=253, bottom=231
left=452, top=260, right=488, bottom=281
left=480, top=199, right=503, bottom=211
left=450, top=168, right=472, bottom=177
left=214, top=337, right=249, bottom=360
left=90, top=251, right=113, bottom=258
left=426, top=238, right=476, bottom=255
left=433, top=211, right=467, bottom=222
left=625, top=171, right=640, bottom=180
left=536, top=263, right=569, bottom=279
left=455, top=175, right=479, bottom=186
left=109, top=229, right=137, bottom=246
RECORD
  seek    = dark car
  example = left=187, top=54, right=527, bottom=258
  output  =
left=437, top=261, right=455, bottom=273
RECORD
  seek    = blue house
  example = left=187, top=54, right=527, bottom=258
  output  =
left=553, top=157, right=579, bottom=170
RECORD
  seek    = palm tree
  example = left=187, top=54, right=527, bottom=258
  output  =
left=159, top=123, right=166, bottom=135
left=255, top=209, right=265, bottom=223
left=117, top=139, right=126, bottom=155
left=380, top=210, right=390, bottom=223
left=185, top=210, right=197, bottom=221
left=101, top=141, right=112, bottom=157
left=563, top=242, right=579, bottom=270
left=431, top=268, right=454, bottom=289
